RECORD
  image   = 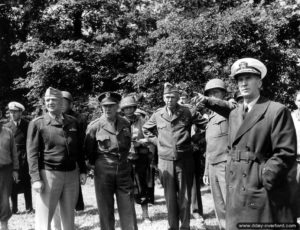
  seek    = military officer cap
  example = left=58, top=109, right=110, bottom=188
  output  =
left=62, top=91, right=73, bottom=102
left=164, top=83, right=179, bottom=94
left=98, top=92, right=122, bottom=105
left=8, top=101, right=25, bottom=111
left=45, top=87, right=63, bottom=99
left=230, top=58, right=267, bottom=79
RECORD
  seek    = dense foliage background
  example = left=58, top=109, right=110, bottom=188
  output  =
left=1, top=0, right=300, bottom=117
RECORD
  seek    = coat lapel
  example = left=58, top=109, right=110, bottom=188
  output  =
left=160, top=107, right=171, bottom=122
left=233, top=97, right=270, bottom=144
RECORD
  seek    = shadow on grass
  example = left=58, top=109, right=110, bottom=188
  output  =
left=76, top=223, right=99, bottom=230
left=76, top=208, right=99, bottom=217
left=203, top=209, right=216, bottom=219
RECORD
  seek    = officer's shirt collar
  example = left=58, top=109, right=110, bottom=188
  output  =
left=48, top=112, right=64, bottom=123
left=244, top=95, right=260, bottom=112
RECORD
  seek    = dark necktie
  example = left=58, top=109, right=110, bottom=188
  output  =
left=242, top=105, right=248, bottom=120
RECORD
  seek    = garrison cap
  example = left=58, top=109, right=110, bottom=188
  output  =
left=164, top=83, right=179, bottom=94
left=230, top=58, right=267, bottom=79
left=62, top=91, right=73, bottom=102
left=180, top=91, right=188, bottom=97
left=45, top=87, right=63, bottom=99
left=8, top=101, right=25, bottom=111
left=98, top=92, right=121, bottom=105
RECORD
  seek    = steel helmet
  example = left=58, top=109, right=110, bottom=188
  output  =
left=204, top=79, right=226, bottom=96
left=120, top=96, right=138, bottom=110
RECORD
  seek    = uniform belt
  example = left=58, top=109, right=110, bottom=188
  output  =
left=229, top=150, right=262, bottom=163
left=98, top=152, right=128, bottom=161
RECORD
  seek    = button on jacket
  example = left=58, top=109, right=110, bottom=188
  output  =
left=27, top=113, right=87, bottom=182
left=0, top=124, right=18, bottom=170
left=143, top=105, right=206, bottom=160
left=85, top=115, right=131, bottom=164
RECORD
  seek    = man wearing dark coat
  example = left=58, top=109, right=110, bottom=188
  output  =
left=5, top=102, right=33, bottom=214
left=194, top=58, right=297, bottom=230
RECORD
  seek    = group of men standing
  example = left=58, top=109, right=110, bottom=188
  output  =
left=0, top=56, right=299, bottom=230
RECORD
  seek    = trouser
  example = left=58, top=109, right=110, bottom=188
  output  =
left=94, top=157, right=137, bottom=230
left=35, top=169, right=79, bottom=230
left=0, top=165, right=13, bottom=222
left=158, top=157, right=194, bottom=230
left=209, top=162, right=226, bottom=230
left=75, top=185, right=84, bottom=211
left=51, top=177, right=85, bottom=230
left=191, top=152, right=203, bottom=215
left=132, top=154, right=152, bottom=205
left=11, top=182, right=33, bottom=212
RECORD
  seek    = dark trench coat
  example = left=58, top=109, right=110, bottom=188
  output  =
left=206, top=96, right=297, bottom=230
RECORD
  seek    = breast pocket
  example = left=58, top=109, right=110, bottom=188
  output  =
left=213, top=118, right=228, bottom=136
left=96, top=134, right=111, bottom=150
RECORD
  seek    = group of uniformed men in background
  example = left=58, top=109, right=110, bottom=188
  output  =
left=0, top=57, right=299, bottom=230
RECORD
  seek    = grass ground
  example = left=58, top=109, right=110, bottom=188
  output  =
left=9, top=178, right=219, bottom=230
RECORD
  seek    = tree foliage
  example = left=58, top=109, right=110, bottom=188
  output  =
left=0, top=0, right=300, bottom=113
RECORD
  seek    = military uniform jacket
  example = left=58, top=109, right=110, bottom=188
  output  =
left=143, top=105, right=206, bottom=161
left=205, top=111, right=228, bottom=164
left=85, top=115, right=131, bottom=164
left=27, top=113, right=87, bottom=183
left=5, top=119, right=30, bottom=182
left=0, top=124, right=18, bottom=170
left=206, top=96, right=296, bottom=229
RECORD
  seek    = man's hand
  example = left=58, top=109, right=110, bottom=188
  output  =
left=137, top=138, right=149, bottom=146
left=12, top=171, right=19, bottom=183
left=191, top=93, right=207, bottom=108
left=32, top=180, right=44, bottom=193
left=203, top=175, right=209, bottom=185
left=80, top=173, right=87, bottom=185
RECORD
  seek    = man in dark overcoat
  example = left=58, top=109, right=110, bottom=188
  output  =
left=5, top=102, right=33, bottom=214
left=194, top=58, right=297, bottom=230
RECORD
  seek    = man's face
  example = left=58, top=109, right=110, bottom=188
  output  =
left=179, top=96, right=188, bottom=104
left=62, top=98, right=72, bottom=113
left=207, top=88, right=225, bottom=100
left=102, top=104, right=119, bottom=119
left=237, top=74, right=262, bottom=100
left=9, top=110, right=22, bottom=122
left=295, top=93, right=300, bottom=110
left=164, top=93, right=179, bottom=109
left=123, top=106, right=136, bottom=117
left=45, top=97, right=62, bottom=114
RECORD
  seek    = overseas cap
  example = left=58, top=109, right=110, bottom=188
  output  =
left=230, top=58, right=267, bottom=79
left=45, top=87, right=63, bottom=99
left=62, top=91, right=73, bottom=102
left=98, top=92, right=122, bottom=105
left=8, top=101, right=25, bottom=111
left=164, top=83, right=179, bottom=94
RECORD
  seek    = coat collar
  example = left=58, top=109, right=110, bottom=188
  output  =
left=44, top=113, right=71, bottom=126
left=160, top=105, right=184, bottom=122
left=233, top=96, right=270, bottom=144
left=99, top=115, right=128, bottom=134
